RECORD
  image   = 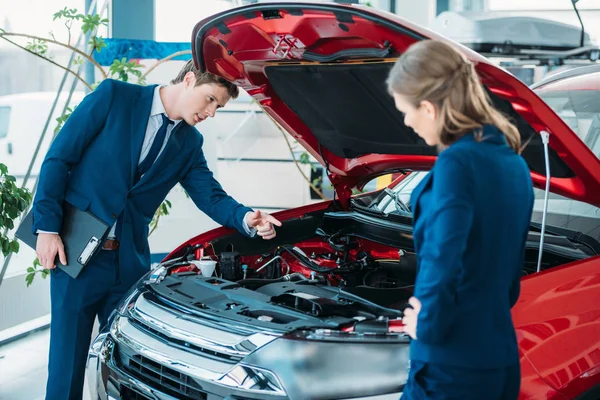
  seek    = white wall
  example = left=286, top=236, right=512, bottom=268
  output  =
left=395, top=0, right=438, bottom=27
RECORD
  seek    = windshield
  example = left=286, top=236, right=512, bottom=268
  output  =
left=368, top=170, right=600, bottom=242
left=536, top=89, right=600, bottom=159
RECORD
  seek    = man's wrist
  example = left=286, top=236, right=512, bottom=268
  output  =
left=242, top=211, right=257, bottom=237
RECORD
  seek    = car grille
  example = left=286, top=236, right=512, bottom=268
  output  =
left=116, top=344, right=208, bottom=400
left=108, top=292, right=281, bottom=399
left=120, top=386, right=151, bottom=400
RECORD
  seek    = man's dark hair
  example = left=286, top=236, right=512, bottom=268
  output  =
left=171, top=59, right=239, bottom=99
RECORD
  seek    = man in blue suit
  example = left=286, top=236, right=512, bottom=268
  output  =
left=33, top=60, right=281, bottom=400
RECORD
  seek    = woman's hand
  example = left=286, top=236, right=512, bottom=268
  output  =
left=402, top=296, right=422, bottom=340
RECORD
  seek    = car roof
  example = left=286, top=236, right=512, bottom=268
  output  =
left=531, top=64, right=600, bottom=92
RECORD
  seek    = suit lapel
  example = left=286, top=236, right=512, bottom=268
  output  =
left=129, top=85, right=158, bottom=187
left=133, top=122, right=187, bottom=188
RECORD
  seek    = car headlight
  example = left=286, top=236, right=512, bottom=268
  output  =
left=87, top=332, right=113, bottom=400
left=104, top=280, right=144, bottom=329
left=238, top=332, right=409, bottom=399
left=218, top=364, right=287, bottom=396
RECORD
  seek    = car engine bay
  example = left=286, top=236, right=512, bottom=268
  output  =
left=144, top=206, right=596, bottom=335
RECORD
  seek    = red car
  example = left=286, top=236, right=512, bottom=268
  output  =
left=88, top=3, right=600, bottom=400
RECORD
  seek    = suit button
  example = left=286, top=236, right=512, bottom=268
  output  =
left=112, top=213, right=117, bottom=219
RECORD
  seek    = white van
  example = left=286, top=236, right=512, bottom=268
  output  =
left=0, top=91, right=86, bottom=178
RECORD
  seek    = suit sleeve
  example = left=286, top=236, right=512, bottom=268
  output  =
left=180, top=134, right=253, bottom=236
left=414, top=151, right=474, bottom=344
left=32, top=79, right=115, bottom=234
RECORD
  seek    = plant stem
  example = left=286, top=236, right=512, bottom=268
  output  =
left=0, top=32, right=107, bottom=79
left=0, top=36, right=93, bottom=91
left=139, top=50, right=192, bottom=82
left=267, top=115, right=328, bottom=200
left=149, top=213, right=161, bottom=237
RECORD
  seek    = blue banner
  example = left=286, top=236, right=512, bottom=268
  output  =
left=93, top=39, right=191, bottom=66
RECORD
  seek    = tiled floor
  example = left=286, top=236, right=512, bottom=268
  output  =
left=0, top=329, right=50, bottom=400
left=0, top=329, right=91, bottom=400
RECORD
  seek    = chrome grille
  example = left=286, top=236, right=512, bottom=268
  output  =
left=117, top=344, right=208, bottom=400
left=108, top=292, right=281, bottom=398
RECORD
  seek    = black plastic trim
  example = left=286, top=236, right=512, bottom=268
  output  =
left=334, top=11, right=354, bottom=24
left=303, top=45, right=393, bottom=62
left=215, top=22, right=231, bottom=35
left=575, top=384, right=600, bottom=400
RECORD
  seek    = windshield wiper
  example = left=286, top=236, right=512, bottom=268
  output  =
left=382, top=188, right=411, bottom=214
left=352, top=201, right=385, bottom=215
left=530, top=222, right=600, bottom=255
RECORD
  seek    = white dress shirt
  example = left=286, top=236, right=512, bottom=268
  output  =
left=40, top=86, right=255, bottom=238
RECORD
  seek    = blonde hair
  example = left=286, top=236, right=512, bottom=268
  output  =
left=386, top=40, right=521, bottom=152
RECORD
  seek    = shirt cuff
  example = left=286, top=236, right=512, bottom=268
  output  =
left=36, top=230, right=59, bottom=235
left=242, top=211, right=257, bottom=237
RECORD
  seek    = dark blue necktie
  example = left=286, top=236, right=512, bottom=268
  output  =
left=135, top=113, right=173, bottom=183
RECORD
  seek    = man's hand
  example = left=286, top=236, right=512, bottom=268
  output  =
left=402, top=296, right=422, bottom=340
left=245, top=210, right=282, bottom=240
left=36, top=233, right=67, bottom=270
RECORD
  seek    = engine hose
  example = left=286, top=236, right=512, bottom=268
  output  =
left=236, top=272, right=308, bottom=288
left=278, top=245, right=344, bottom=273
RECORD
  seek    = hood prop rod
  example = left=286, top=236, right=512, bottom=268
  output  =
left=537, top=131, right=551, bottom=273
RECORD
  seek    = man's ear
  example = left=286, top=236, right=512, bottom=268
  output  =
left=184, top=71, right=196, bottom=87
left=420, top=100, right=437, bottom=121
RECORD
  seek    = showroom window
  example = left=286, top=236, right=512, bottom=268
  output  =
left=0, top=106, right=11, bottom=139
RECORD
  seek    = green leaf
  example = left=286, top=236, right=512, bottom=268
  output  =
left=81, top=14, right=105, bottom=34
left=41, top=269, right=50, bottom=279
left=25, top=39, right=49, bottom=57
left=52, top=7, right=68, bottom=21
left=299, top=152, right=310, bottom=164
left=7, top=206, right=18, bottom=219
left=33, top=258, right=41, bottom=267
left=0, top=163, right=7, bottom=174
left=10, top=240, right=19, bottom=253
left=25, top=273, right=34, bottom=287
left=89, top=37, right=106, bottom=53
left=5, top=219, right=13, bottom=230
left=165, top=200, right=172, bottom=208
left=27, top=267, right=35, bottom=273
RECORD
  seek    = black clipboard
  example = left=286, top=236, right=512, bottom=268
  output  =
left=15, top=202, right=110, bottom=279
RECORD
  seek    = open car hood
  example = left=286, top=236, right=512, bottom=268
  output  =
left=192, top=2, right=600, bottom=206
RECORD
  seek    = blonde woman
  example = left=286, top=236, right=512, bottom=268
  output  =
left=388, top=40, right=534, bottom=399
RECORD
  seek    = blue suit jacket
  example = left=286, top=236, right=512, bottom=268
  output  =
left=409, top=125, right=534, bottom=369
left=32, top=80, right=252, bottom=282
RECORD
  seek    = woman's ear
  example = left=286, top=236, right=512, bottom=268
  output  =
left=420, top=100, right=437, bottom=121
